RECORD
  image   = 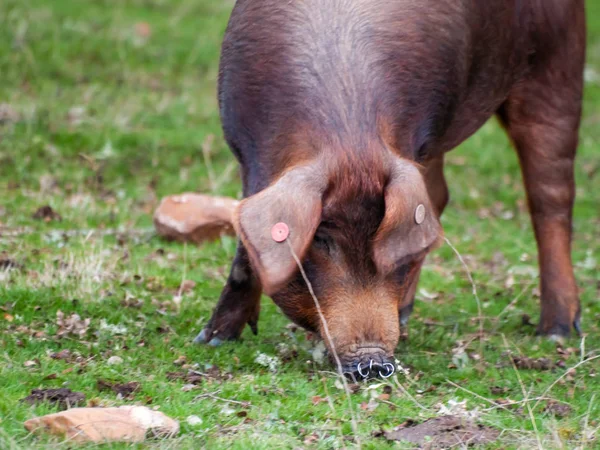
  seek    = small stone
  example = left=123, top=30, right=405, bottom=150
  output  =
left=107, top=356, right=123, bottom=365
left=173, top=356, right=187, bottom=366
left=186, top=415, right=203, bottom=426
left=181, top=384, right=197, bottom=392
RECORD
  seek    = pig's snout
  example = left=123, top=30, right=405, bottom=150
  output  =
left=341, top=349, right=396, bottom=381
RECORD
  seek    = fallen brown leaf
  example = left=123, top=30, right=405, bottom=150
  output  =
left=97, top=380, right=140, bottom=399
left=178, top=280, right=196, bottom=294
left=544, top=400, right=573, bottom=418
left=56, top=310, right=90, bottom=338
left=135, top=22, right=152, bottom=38
left=511, top=355, right=554, bottom=371
left=21, top=388, right=86, bottom=410
left=0, top=103, right=19, bottom=123
left=311, top=395, right=327, bottom=406
left=32, top=205, right=62, bottom=222
left=0, top=258, right=22, bottom=270
left=24, top=406, right=178, bottom=443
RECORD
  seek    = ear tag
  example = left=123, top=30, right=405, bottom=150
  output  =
left=271, top=222, right=290, bottom=242
left=415, top=204, right=426, bottom=225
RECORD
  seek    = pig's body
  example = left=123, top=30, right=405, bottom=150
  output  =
left=197, top=0, right=586, bottom=378
left=219, top=0, right=575, bottom=180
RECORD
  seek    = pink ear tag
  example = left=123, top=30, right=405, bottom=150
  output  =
left=271, top=222, right=290, bottom=242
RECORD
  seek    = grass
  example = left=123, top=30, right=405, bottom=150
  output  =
left=0, top=0, right=599, bottom=448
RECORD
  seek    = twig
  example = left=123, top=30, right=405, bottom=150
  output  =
left=194, top=391, right=252, bottom=407
left=320, top=376, right=337, bottom=413
left=287, top=240, right=361, bottom=448
left=532, top=354, right=600, bottom=412
left=201, top=134, right=217, bottom=192
left=482, top=397, right=572, bottom=413
left=0, top=225, right=155, bottom=238
left=492, top=278, right=535, bottom=331
left=393, top=376, right=430, bottom=411
left=214, top=161, right=239, bottom=192
left=502, top=335, right=543, bottom=450
left=443, top=236, right=484, bottom=352
left=446, top=380, right=516, bottom=415
left=579, top=393, right=596, bottom=449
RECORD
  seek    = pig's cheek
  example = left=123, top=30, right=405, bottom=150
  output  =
left=271, top=289, right=321, bottom=332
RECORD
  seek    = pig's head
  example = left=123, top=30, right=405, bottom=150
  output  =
left=234, top=155, right=442, bottom=378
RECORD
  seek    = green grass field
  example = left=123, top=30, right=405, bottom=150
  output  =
left=1, top=1, right=599, bottom=448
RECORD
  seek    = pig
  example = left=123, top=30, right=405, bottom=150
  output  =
left=194, top=0, right=586, bottom=379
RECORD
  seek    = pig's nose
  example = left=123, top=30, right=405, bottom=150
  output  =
left=342, top=353, right=396, bottom=381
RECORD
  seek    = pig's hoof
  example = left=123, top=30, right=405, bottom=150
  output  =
left=536, top=318, right=581, bottom=341
left=547, top=334, right=566, bottom=345
left=193, top=329, right=226, bottom=347
left=193, top=329, right=208, bottom=344
left=573, top=317, right=582, bottom=336
left=208, top=337, right=223, bottom=347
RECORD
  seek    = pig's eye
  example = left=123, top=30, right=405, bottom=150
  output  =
left=313, top=233, right=331, bottom=253
left=393, top=261, right=413, bottom=283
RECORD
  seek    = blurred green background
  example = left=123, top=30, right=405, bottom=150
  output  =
left=0, top=1, right=599, bottom=449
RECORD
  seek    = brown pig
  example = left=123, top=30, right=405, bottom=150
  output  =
left=194, top=0, right=586, bottom=379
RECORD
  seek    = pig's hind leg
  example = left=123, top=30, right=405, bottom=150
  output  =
left=496, top=14, right=585, bottom=337
left=194, top=244, right=262, bottom=346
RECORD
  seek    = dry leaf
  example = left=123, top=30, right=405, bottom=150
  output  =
left=21, top=388, right=85, bottom=409
left=24, top=406, right=179, bottom=443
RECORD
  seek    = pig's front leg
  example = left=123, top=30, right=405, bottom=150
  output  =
left=194, top=243, right=262, bottom=346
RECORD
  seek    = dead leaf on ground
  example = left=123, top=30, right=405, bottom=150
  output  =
left=557, top=346, right=580, bottom=360
left=50, top=349, right=75, bottom=361
left=383, top=416, right=500, bottom=448
left=12, top=324, right=47, bottom=339
left=511, top=355, right=554, bottom=371
left=135, top=22, right=152, bottom=38
left=0, top=258, right=22, bottom=270
left=153, top=193, right=237, bottom=245
left=178, top=279, right=196, bottom=294
left=32, top=205, right=62, bottom=222
left=544, top=400, right=573, bottom=418
left=121, top=296, right=144, bottom=308
left=67, top=106, right=86, bottom=126
left=56, top=310, right=90, bottom=338
left=0, top=103, right=19, bottom=123
left=97, top=380, right=140, bottom=399
left=173, top=355, right=187, bottom=366
left=311, top=396, right=327, bottom=406
left=24, top=406, right=179, bottom=443
left=21, top=388, right=86, bottom=410
left=360, top=398, right=379, bottom=412
left=490, top=386, right=509, bottom=395
left=303, top=433, right=320, bottom=445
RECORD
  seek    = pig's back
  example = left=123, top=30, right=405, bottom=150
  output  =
left=218, top=0, right=530, bottom=176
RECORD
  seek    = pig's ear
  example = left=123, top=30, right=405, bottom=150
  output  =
left=234, top=164, right=326, bottom=295
left=373, top=160, right=443, bottom=274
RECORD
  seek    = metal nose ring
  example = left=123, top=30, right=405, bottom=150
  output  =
left=378, top=362, right=396, bottom=379
left=357, top=362, right=369, bottom=378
